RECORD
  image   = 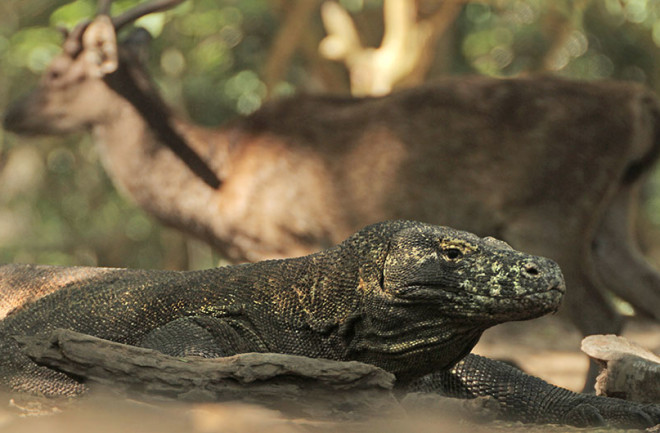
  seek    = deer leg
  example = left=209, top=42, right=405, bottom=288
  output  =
left=556, top=260, right=623, bottom=392
left=502, top=215, right=623, bottom=392
left=502, top=214, right=624, bottom=335
left=591, top=182, right=660, bottom=321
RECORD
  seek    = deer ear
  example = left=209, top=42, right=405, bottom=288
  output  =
left=122, top=28, right=153, bottom=65
left=82, top=15, right=118, bottom=77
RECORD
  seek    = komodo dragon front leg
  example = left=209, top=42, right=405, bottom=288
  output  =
left=138, top=316, right=268, bottom=357
left=410, top=354, right=660, bottom=429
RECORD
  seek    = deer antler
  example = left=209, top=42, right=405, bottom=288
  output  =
left=97, top=0, right=113, bottom=16
left=63, top=0, right=184, bottom=56
left=112, top=0, right=186, bottom=30
left=62, top=21, right=91, bottom=56
left=320, top=0, right=431, bottom=96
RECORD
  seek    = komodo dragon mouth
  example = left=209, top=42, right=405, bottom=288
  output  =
left=394, top=278, right=564, bottom=301
left=391, top=265, right=565, bottom=324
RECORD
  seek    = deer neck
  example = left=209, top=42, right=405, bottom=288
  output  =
left=91, top=69, right=227, bottom=242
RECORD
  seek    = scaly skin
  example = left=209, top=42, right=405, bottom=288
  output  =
left=409, top=354, right=660, bottom=429
left=0, top=220, right=657, bottom=427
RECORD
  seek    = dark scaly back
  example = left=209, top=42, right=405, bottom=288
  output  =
left=0, top=221, right=407, bottom=396
left=285, top=220, right=413, bottom=332
left=219, top=220, right=418, bottom=359
left=0, top=267, right=195, bottom=395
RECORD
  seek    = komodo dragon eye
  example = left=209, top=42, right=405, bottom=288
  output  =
left=443, top=247, right=463, bottom=260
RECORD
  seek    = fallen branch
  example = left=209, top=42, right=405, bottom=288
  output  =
left=17, top=328, right=399, bottom=418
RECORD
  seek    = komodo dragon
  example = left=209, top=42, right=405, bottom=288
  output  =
left=0, top=221, right=658, bottom=428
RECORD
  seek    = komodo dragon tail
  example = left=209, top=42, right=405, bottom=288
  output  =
left=0, top=264, right=121, bottom=320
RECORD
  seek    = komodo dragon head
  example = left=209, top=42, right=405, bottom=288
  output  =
left=339, top=220, right=566, bottom=381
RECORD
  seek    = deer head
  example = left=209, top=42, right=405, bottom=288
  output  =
left=3, top=0, right=184, bottom=135
left=3, top=0, right=220, bottom=187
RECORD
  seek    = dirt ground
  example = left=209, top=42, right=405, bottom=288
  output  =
left=0, top=400, right=652, bottom=433
left=0, top=316, right=657, bottom=433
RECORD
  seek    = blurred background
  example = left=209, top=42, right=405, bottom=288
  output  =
left=2, top=0, right=660, bottom=270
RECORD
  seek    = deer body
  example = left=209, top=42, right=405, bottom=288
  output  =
left=3, top=10, right=660, bottom=373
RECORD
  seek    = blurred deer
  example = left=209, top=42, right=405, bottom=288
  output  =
left=3, top=0, right=660, bottom=389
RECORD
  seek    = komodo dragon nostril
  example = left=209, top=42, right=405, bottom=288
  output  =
left=524, top=262, right=540, bottom=277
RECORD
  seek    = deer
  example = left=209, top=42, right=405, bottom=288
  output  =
left=3, top=0, right=660, bottom=389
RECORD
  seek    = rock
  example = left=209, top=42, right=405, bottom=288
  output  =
left=581, top=334, right=660, bottom=403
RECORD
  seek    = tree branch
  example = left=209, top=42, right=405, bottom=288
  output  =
left=17, top=329, right=399, bottom=418
left=263, top=0, right=322, bottom=96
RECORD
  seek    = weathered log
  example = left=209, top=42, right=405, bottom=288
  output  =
left=16, top=328, right=400, bottom=419
left=581, top=334, right=660, bottom=403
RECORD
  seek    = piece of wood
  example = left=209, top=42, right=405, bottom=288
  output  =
left=17, top=328, right=400, bottom=419
left=581, top=335, right=660, bottom=403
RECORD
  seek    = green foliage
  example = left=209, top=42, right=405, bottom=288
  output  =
left=2, top=0, right=660, bottom=270
left=50, top=1, right=96, bottom=28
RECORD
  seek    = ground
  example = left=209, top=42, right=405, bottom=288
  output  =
left=0, top=316, right=657, bottom=433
